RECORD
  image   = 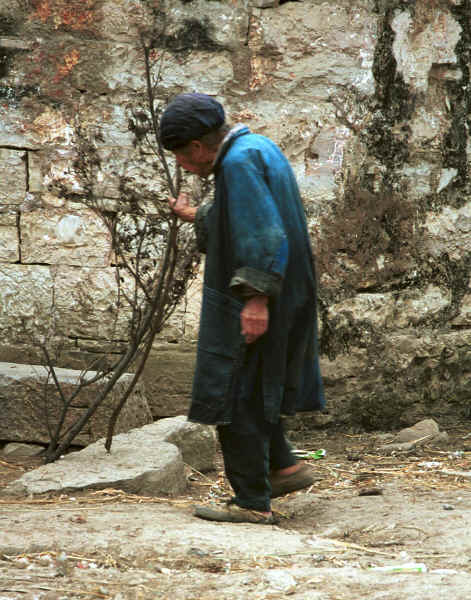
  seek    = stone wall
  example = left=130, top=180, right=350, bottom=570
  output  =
left=0, top=0, right=469, bottom=430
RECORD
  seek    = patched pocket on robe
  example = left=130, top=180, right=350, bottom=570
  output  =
left=189, top=286, right=244, bottom=424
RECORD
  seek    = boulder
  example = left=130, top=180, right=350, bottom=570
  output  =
left=2, top=442, right=44, bottom=457
left=0, top=362, right=153, bottom=446
left=151, top=416, right=216, bottom=473
left=394, top=419, right=442, bottom=443
left=379, top=419, right=449, bottom=452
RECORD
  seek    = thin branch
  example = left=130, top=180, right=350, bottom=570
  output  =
left=41, top=26, right=203, bottom=461
left=142, top=37, right=177, bottom=198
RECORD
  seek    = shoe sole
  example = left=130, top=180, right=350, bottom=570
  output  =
left=194, top=505, right=277, bottom=525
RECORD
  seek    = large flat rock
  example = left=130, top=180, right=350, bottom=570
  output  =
left=0, top=362, right=152, bottom=446
left=1, top=417, right=215, bottom=497
left=3, top=435, right=185, bottom=497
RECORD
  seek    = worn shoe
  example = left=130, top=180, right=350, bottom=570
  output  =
left=194, top=502, right=277, bottom=525
left=270, top=464, right=315, bottom=498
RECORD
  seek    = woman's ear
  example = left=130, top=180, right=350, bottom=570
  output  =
left=190, top=140, right=204, bottom=159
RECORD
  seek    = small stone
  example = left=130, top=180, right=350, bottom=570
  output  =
left=55, top=551, right=70, bottom=577
left=443, top=504, right=454, bottom=511
left=2, top=442, right=44, bottom=457
left=187, top=547, right=209, bottom=558
left=265, top=569, right=297, bottom=592
left=358, top=487, right=383, bottom=497
left=252, top=0, right=278, bottom=7
left=311, top=554, right=326, bottom=563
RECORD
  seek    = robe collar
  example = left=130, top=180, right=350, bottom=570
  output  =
left=212, top=124, right=250, bottom=173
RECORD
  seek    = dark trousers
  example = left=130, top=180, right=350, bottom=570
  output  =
left=217, top=344, right=296, bottom=512
left=217, top=419, right=295, bottom=511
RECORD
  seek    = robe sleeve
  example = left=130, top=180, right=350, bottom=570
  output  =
left=194, top=202, right=213, bottom=254
left=221, top=153, right=289, bottom=297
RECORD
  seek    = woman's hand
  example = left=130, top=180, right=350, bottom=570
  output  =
left=241, top=296, right=269, bottom=344
left=168, top=193, right=197, bottom=222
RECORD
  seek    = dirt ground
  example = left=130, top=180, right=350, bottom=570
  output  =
left=1, top=423, right=471, bottom=599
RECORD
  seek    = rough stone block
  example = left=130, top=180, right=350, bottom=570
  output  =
left=53, top=265, right=133, bottom=341
left=320, top=349, right=368, bottom=382
left=2, top=442, right=44, bottom=457
left=91, top=0, right=155, bottom=42
left=0, top=262, right=147, bottom=361
left=253, top=3, right=377, bottom=96
left=424, top=204, right=471, bottom=260
left=0, top=104, right=41, bottom=149
left=0, top=362, right=153, bottom=446
left=150, top=416, right=216, bottom=473
left=327, top=286, right=451, bottom=331
left=0, top=212, right=19, bottom=262
left=92, top=146, right=164, bottom=199
left=29, top=106, right=76, bottom=146
left=142, top=345, right=195, bottom=419
left=0, top=265, right=54, bottom=342
left=27, top=151, right=43, bottom=193
left=394, top=285, right=451, bottom=327
left=156, top=52, right=233, bottom=96
left=21, top=207, right=112, bottom=267
left=392, top=9, right=461, bottom=93
left=328, top=293, right=395, bottom=329
left=0, top=149, right=26, bottom=206
left=452, top=290, right=471, bottom=326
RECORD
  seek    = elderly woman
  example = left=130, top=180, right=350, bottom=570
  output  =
left=160, top=93, right=325, bottom=524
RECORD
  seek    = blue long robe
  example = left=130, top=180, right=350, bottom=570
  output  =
left=189, top=126, right=325, bottom=425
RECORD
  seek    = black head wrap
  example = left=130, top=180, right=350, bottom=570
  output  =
left=159, top=93, right=225, bottom=151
